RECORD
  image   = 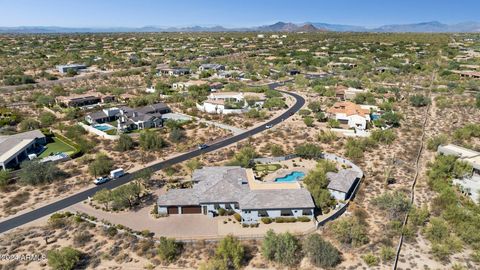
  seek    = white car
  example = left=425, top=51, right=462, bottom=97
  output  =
left=265, top=124, right=273, bottom=129
left=94, top=176, right=110, bottom=185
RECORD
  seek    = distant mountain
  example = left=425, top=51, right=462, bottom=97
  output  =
left=257, top=22, right=297, bottom=32
left=373, top=21, right=480, bottom=32
left=0, top=21, right=479, bottom=33
left=310, top=22, right=368, bottom=32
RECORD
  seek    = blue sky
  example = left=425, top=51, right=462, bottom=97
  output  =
left=0, top=0, right=479, bottom=28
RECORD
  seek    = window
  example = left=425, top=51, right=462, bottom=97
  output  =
left=234, top=203, right=239, bottom=209
left=302, top=209, right=313, bottom=215
left=258, top=210, right=269, bottom=217
left=280, top=210, right=293, bottom=216
left=225, top=204, right=232, bottom=210
left=214, top=204, right=220, bottom=209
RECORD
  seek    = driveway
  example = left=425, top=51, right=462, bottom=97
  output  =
left=69, top=202, right=219, bottom=238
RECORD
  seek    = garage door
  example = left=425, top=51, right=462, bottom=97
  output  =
left=167, top=206, right=179, bottom=214
left=182, top=206, right=202, bottom=214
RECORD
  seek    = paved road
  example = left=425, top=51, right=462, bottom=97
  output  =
left=0, top=87, right=304, bottom=234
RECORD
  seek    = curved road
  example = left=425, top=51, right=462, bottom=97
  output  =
left=0, top=86, right=304, bottom=234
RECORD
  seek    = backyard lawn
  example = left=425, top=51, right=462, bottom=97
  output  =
left=254, top=163, right=282, bottom=173
left=39, top=137, right=77, bottom=158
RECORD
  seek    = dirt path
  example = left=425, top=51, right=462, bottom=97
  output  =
left=392, top=71, right=435, bottom=269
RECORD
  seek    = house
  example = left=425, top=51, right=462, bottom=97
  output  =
left=327, top=169, right=360, bottom=201
left=214, top=70, right=244, bottom=79
left=196, top=92, right=265, bottom=115
left=451, top=70, right=480, bottom=79
left=327, top=101, right=372, bottom=130
left=172, top=80, right=208, bottom=91
left=157, top=166, right=315, bottom=224
left=0, top=130, right=46, bottom=170
left=437, top=144, right=480, bottom=175
left=85, top=107, right=120, bottom=124
left=344, top=87, right=368, bottom=100
left=56, top=64, right=87, bottom=74
left=437, top=144, right=480, bottom=204
left=157, top=67, right=191, bottom=77
left=198, top=63, right=225, bottom=72
left=55, top=94, right=102, bottom=107
left=85, top=103, right=171, bottom=131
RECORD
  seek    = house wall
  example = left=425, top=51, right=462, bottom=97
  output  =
left=241, top=208, right=314, bottom=224
left=329, top=189, right=347, bottom=201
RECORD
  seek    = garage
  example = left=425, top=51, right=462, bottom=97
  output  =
left=181, top=205, right=202, bottom=214
left=167, top=206, right=179, bottom=214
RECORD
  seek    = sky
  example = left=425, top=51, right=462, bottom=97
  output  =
left=0, top=0, right=479, bottom=28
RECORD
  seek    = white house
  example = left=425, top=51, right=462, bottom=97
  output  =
left=196, top=92, right=265, bottom=115
left=327, top=101, right=372, bottom=130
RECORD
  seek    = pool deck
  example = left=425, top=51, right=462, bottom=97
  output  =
left=246, top=168, right=301, bottom=190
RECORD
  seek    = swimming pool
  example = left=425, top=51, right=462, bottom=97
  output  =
left=275, top=171, right=305, bottom=183
left=94, top=124, right=114, bottom=131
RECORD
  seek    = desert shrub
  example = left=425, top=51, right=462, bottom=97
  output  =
left=106, top=227, right=118, bottom=237
left=157, top=237, right=182, bottom=263
left=303, top=234, right=341, bottom=268
left=380, top=246, right=395, bottom=262
left=212, top=235, right=245, bottom=270
left=47, top=247, right=82, bottom=270
left=410, top=94, right=431, bottom=107
left=426, top=134, right=448, bottom=151
left=362, top=252, right=379, bottom=266
left=330, top=216, right=369, bottom=247
left=373, top=191, right=411, bottom=221
left=73, top=231, right=91, bottom=247
left=261, top=230, right=301, bottom=267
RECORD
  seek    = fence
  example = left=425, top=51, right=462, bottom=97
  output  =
left=252, top=154, right=297, bottom=164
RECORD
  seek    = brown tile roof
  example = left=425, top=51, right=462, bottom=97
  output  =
left=327, top=101, right=370, bottom=117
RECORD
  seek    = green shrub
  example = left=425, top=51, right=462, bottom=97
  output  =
left=261, top=217, right=273, bottom=224
left=233, top=213, right=241, bottom=222
left=47, top=247, right=82, bottom=270
left=217, top=208, right=227, bottom=216
left=303, top=234, right=341, bottom=268
left=106, top=227, right=118, bottom=237
left=297, top=216, right=311, bottom=222
left=158, top=237, right=182, bottom=263
left=362, top=252, right=379, bottom=266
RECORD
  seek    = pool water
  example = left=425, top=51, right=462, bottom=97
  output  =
left=371, top=114, right=381, bottom=120
left=94, top=124, right=114, bottom=131
left=275, top=171, right=305, bottom=183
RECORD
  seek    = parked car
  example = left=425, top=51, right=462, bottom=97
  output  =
left=265, top=124, right=273, bottom=129
left=94, top=176, right=110, bottom=185
left=198, top=144, right=209, bottom=150
left=110, top=168, right=125, bottom=179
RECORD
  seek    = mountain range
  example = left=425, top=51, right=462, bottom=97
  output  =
left=1, top=21, right=479, bottom=33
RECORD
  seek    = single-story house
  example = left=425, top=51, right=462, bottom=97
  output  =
left=56, top=64, right=86, bottom=74
left=438, top=144, right=480, bottom=175
left=327, top=101, right=372, bottom=130
left=0, top=130, right=46, bottom=170
left=451, top=70, right=480, bottom=79
left=157, top=166, right=315, bottom=224
left=157, top=67, right=191, bottom=77
left=198, top=63, right=225, bottom=72
left=172, top=80, right=208, bottom=90
left=196, top=92, right=265, bottom=115
left=327, top=169, right=360, bottom=201
left=55, top=93, right=114, bottom=108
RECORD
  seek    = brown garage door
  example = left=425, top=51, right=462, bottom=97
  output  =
left=167, top=206, right=179, bottom=214
left=182, top=206, right=202, bottom=214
